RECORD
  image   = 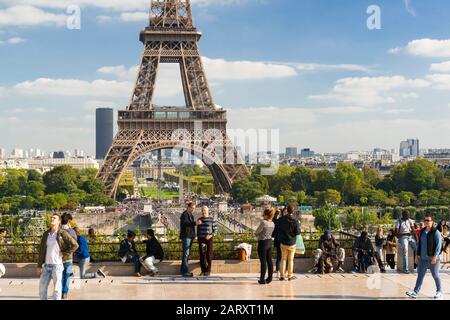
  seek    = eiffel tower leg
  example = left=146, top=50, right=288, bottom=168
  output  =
left=97, top=130, right=144, bottom=198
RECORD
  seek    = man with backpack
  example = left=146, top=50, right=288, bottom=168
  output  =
left=395, top=210, right=417, bottom=274
left=406, top=215, right=443, bottom=299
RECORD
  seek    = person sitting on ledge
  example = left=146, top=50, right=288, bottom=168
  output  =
left=352, top=231, right=376, bottom=273
left=309, top=230, right=345, bottom=274
left=140, top=229, right=164, bottom=276
left=118, top=230, right=142, bottom=277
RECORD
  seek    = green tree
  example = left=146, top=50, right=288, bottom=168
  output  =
left=334, top=162, right=364, bottom=204
left=398, top=191, right=416, bottom=206
left=43, top=165, right=78, bottom=194
left=297, top=191, right=307, bottom=205
left=390, top=159, right=442, bottom=195
left=312, top=169, right=335, bottom=192
left=266, top=165, right=294, bottom=197
left=231, top=178, right=264, bottom=203
left=315, top=189, right=341, bottom=206
left=362, top=166, right=381, bottom=187
left=313, top=205, right=341, bottom=231
left=291, top=167, right=313, bottom=193
left=27, top=180, right=45, bottom=198
left=343, top=207, right=379, bottom=231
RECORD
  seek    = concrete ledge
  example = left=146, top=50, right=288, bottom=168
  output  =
left=2, top=258, right=355, bottom=278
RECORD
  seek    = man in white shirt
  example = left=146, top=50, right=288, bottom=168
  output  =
left=37, top=213, right=78, bottom=300
left=395, top=210, right=417, bottom=274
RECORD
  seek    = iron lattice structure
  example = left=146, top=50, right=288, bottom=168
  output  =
left=97, top=0, right=249, bottom=198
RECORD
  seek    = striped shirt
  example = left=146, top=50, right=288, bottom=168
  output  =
left=197, top=217, right=218, bottom=239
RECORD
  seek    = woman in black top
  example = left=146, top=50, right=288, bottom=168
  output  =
left=272, top=209, right=283, bottom=278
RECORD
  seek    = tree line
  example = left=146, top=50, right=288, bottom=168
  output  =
left=231, top=158, right=450, bottom=207
left=0, top=165, right=115, bottom=214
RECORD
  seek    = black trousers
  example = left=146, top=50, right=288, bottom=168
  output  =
left=198, top=237, right=213, bottom=274
left=258, top=239, right=273, bottom=281
left=274, top=241, right=282, bottom=272
left=386, top=254, right=396, bottom=269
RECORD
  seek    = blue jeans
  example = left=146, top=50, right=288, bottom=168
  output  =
left=414, top=258, right=442, bottom=293
left=126, top=255, right=142, bottom=273
left=79, top=257, right=97, bottom=279
left=399, top=236, right=416, bottom=271
left=62, top=261, right=73, bottom=295
left=181, top=238, right=193, bottom=274
left=39, top=264, right=64, bottom=300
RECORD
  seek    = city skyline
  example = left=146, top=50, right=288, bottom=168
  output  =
left=1, top=1, right=450, bottom=154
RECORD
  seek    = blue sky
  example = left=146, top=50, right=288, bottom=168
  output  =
left=1, top=0, right=450, bottom=156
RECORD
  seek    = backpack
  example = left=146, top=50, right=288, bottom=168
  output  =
left=395, top=218, right=414, bottom=237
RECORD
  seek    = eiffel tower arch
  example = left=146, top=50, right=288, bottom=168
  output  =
left=97, top=0, right=249, bottom=198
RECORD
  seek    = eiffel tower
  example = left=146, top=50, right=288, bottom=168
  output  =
left=97, top=0, right=249, bottom=198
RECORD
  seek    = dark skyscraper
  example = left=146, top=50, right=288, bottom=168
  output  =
left=96, top=108, right=114, bottom=160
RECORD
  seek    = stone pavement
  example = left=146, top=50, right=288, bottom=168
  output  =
left=0, top=271, right=449, bottom=300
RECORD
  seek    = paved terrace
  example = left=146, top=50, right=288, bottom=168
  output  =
left=1, top=271, right=449, bottom=300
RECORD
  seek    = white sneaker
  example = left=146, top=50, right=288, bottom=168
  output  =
left=406, top=291, right=418, bottom=299
left=434, top=292, right=443, bottom=300
left=336, top=267, right=345, bottom=273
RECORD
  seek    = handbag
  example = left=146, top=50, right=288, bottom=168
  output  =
left=295, top=234, right=305, bottom=255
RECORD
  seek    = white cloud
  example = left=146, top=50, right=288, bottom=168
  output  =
left=0, top=6, right=66, bottom=27
left=309, top=76, right=429, bottom=107
left=119, top=12, right=148, bottom=22
left=14, top=78, right=133, bottom=97
left=84, top=100, right=118, bottom=110
left=384, top=108, right=414, bottom=115
left=430, top=61, right=450, bottom=73
left=228, top=107, right=318, bottom=130
left=426, top=74, right=450, bottom=90
left=388, top=47, right=402, bottom=54
left=96, top=15, right=113, bottom=23
left=395, top=39, right=450, bottom=58
left=97, top=65, right=138, bottom=81
left=33, top=107, right=47, bottom=113
left=203, top=57, right=297, bottom=80
left=295, top=63, right=373, bottom=73
left=6, top=37, right=26, bottom=44
left=314, top=106, right=372, bottom=114
left=96, top=12, right=148, bottom=23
